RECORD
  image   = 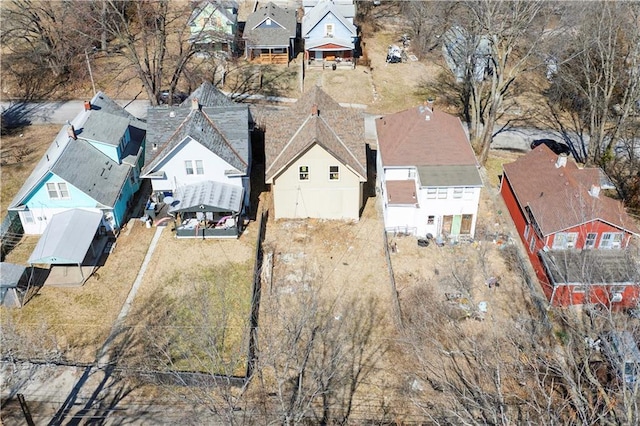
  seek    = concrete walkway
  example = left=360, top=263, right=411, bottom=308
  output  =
left=97, top=226, right=164, bottom=366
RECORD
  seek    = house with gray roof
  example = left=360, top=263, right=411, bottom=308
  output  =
left=301, top=0, right=358, bottom=68
left=264, top=85, right=367, bottom=220
left=376, top=104, right=482, bottom=240
left=243, top=2, right=298, bottom=65
left=188, top=0, right=239, bottom=54
left=8, top=92, right=146, bottom=236
left=142, top=81, right=251, bottom=238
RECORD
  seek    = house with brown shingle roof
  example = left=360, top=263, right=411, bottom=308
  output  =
left=264, top=86, right=367, bottom=220
left=500, top=144, right=640, bottom=308
left=375, top=104, right=482, bottom=240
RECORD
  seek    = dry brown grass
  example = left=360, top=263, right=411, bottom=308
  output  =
left=1, top=124, right=60, bottom=219
left=1, top=222, right=155, bottom=362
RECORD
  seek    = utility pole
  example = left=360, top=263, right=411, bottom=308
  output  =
left=85, top=49, right=97, bottom=96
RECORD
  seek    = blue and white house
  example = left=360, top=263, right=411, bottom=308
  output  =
left=302, top=0, right=358, bottom=67
left=8, top=92, right=146, bottom=236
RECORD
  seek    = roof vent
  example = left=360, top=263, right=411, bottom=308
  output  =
left=589, top=184, right=600, bottom=198
left=555, top=155, right=567, bottom=168
left=425, top=114, right=431, bottom=121
left=169, top=110, right=176, bottom=118
left=191, top=97, right=199, bottom=111
left=311, top=104, right=318, bottom=116
left=67, top=124, right=77, bottom=140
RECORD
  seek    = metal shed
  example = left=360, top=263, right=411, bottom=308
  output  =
left=0, top=262, right=29, bottom=308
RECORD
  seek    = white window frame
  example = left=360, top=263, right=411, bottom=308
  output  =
left=22, top=210, right=35, bottom=224
left=463, top=187, right=475, bottom=200
left=195, top=160, right=204, bottom=175
left=529, top=235, right=536, bottom=253
left=427, top=215, right=435, bottom=225
left=426, top=188, right=437, bottom=199
left=600, top=232, right=623, bottom=249
left=553, top=232, right=578, bottom=249
left=524, top=224, right=531, bottom=240
left=437, top=188, right=448, bottom=199
left=585, top=232, right=597, bottom=249
left=453, top=188, right=463, bottom=199
left=325, top=23, right=334, bottom=37
left=46, top=182, right=70, bottom=199
left=299, top=165, right=309, bottom=180
left=408, top=169, right=416, bottom=179
left=185, top=160, right=194, bottom=175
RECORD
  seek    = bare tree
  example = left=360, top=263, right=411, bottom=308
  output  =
left=441, top=0, right=547, bottom=165
left=542, top=1, right=640, bottom=166
left=255, top=285, right=388, bottom=424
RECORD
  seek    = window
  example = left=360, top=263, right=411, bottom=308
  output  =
left=426, top=188, right=437, bottom=199
left=46, top=182, right=69, bottom=199
left=437, top=188, right=448, bottom=199
left=325, top=23, right=334, bottom=37
left=572, top=285, right=586, bottom=293
left=464, top=187, right=475, bottom=200
left=22, top=210, right=34, bottom=224
left=299, top=165, right=309, bottom=180
left=600, top=232, right=623, bottom=249
left=524, top=224, right=531, bottom=240
left=196, top=160, right=204, bottom=175
left=408, top=169, right=416, bottom=179
left=585, top=233, right=597, bottom=249
left=553, top=232, right=578, bottom=249
left=329, top=165, right=339, bottom=180
left=453, top=188, right=463, bottom=199
left=427, top=215, right=435, bottom=225
left=529, top=235, right=536, bottom=253
left=185, top=160, right=194, bottom=175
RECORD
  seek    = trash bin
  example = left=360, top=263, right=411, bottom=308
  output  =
left=332, top=63, right=337, bottom=70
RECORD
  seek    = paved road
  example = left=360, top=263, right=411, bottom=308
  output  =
left=0, top=99, right=578, bottom=152
left=1, top=99, right=151, bottom=123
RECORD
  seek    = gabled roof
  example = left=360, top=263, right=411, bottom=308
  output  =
left=79, top=111, right=130, bottom=146
left=188, top=0, right=238, bottom=26
left=9, top=92, right=145, bottom=210
left=301, top=0, right=356, bottom=38
left=144, top=82, right=249, bottom=175
left=376, top=105, right=478, bottom=168
left=303, top=0, right=356, bottom=21
left=264, top=85, right=366, bottom=182
left=244, top=2, right=296, bottom=48
left=503, top=145, right=640, bottom=236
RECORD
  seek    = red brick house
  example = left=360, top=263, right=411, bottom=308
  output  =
left=500, top=145, right=640, bottom=308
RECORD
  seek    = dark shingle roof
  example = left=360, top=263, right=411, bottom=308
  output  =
left=264, top=86, right=366, bottom=182
left=144, top=82, right=249, bottom=175
left=244, top=2, right=297, bottom=48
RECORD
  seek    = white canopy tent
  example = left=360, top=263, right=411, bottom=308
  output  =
left=28, top=209, right=103, bottom=284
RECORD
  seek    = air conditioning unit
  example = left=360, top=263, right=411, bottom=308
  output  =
left=611, top=292, right=623, bottom=303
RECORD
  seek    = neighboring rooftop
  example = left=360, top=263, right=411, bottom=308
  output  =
left=264, top=85, right=366, bottom=182
left=503, top=145, right=640, bottom=236
left=244, top=2, right=297, bottom=48
left=540, top=249, right=640, bottom=285
left=376, top=104, right=478, bottom=168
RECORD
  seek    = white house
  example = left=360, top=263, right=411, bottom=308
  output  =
left=376, top=104, right=482, bottom=240
left=142, top=82, right=251, bottom=238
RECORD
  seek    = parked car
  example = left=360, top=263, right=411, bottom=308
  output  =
left=600, top=330, right=640, bottom=385
left=530, top=138, right=571, bottom=155
left=157, top=90, right=188, bottom=105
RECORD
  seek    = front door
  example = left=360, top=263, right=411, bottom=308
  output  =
left=442, top=215, right=453, bottom=235
left=461, top=214, right=473, bottom=234
left=451, top=215, right=462, bottom=235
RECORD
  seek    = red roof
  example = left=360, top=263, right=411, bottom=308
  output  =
left=386, top=180, right=419, bottom=206
left=503, top=145, right=640, bottom=236
left=376, top=106, right=477, bottom=167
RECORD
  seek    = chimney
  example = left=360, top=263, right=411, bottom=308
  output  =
left=67, top=124, right=77, bottom=140
left=191, top=97, right=200, bottom=111
left=311, top=104, right=318, bottom=116
left=84, top=101, right=91, bottom=111
left=555, top=155, right=567, bottom=168
left=589, top=184, right=600, bottom=198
